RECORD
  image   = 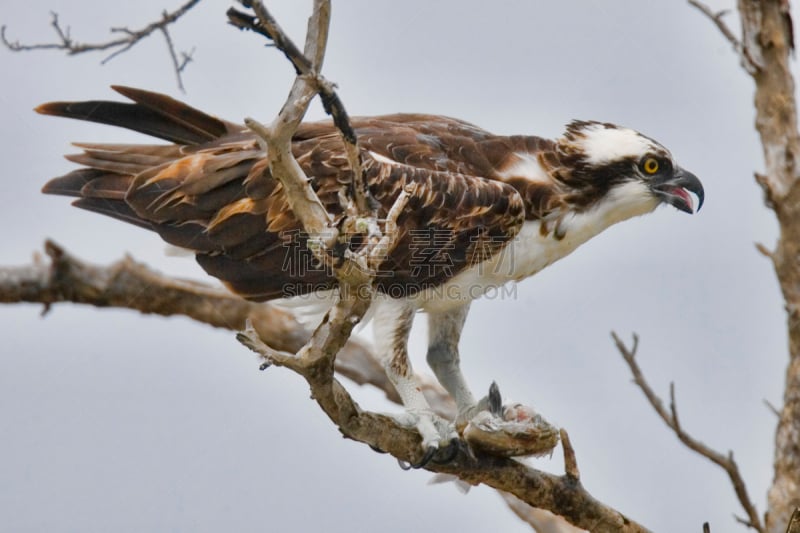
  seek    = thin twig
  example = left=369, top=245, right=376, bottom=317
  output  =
left=227, top=3, right=311, bottom=73
left=687, top=0, right=762, bottom=73
left=1, top=0, right=201, bottom=89
left=687, top=1, right=739, bottom=48
left=612, top=332, right=764, bottom=533
left=159, top=21, right=192, bottom=93
left=237, top=318, right=296, bottom=368
left=763, top=398, right=782, bottom=418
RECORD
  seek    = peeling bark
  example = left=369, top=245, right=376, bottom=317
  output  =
left=736, top=1, right=800, bottom=531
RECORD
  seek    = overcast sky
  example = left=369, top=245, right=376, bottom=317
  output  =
left=0, top=1, right=793, bottom=531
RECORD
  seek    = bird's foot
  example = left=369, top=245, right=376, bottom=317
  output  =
left=455, top=381, right=504, bottom=429
left=458, top=382, right=560, bottom=458
left=389, top=409, right=462, bottom=469
left=397, top=437, right=461, bottom=470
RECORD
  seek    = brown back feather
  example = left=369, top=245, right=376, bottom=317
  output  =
left=39, top=88, right=551, bottom=301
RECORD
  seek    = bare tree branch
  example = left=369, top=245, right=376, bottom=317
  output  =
left=244, top=313, right=647, bottom=532
left=612, top=332, right=764, bottom=533
left=158, top=24, right=194, bottom=92
left=229, top=1, right=339, bottom=251
left=227, top=2, right=373, bottom=216
left=4, top=238, right=635, bottom=530
left=1, top=241, right=356, bottom=379
left=1, top=0, right=201, bottom=90
left=0, top=239, right=461, bottom=416
left=688, top=0, right=763, bottom=73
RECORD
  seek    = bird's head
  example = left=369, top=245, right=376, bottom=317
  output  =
left=555, top=120, right=704, bottom=216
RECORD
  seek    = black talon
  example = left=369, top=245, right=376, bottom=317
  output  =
left=397, top=459, right=413, bottom=471
left=488, top=381, right=503, bottom=416
left=397, top=438, right=461, bottom=470
left=414, top=446, right=438, bottom=468
left=432, top=437, right=461, bottom=464
left=369, top=443, right=388, bottom=454
left=398, top=445, right=438, bottom=470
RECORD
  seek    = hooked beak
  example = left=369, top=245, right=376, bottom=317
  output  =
left=651, top=168, right=705, bottom=214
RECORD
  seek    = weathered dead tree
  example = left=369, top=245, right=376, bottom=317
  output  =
left=611, top=2, right=799, bottom=532
left=688, top=2, right=800, bottom=531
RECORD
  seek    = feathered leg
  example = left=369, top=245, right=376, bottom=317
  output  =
left=372, top=298, right=456, bottom=455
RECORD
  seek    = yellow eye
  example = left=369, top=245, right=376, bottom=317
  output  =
left=642, top=157, right=660, bottom=174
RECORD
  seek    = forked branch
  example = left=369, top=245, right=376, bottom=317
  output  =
left=1, top=0, right=201, bottom=90
left=227, top=1, right=372, bottom=215
left=612, top=332, right=763, bottom=532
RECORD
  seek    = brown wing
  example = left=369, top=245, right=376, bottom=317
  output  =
left=297, top=113, right=516, bottom=176
left=38, top=87, right=526, bottom=301
left=298, top=114, right=565, bottom=221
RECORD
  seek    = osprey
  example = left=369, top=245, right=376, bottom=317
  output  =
left=38, top=86, right=704, bottom=460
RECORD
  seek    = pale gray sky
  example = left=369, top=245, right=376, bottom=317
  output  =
left=0, top=1, right=790, bottom=531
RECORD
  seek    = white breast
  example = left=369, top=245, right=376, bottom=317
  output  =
left=273, top=180, right=660, bottom=317
left=416, top=180, right=660, bottom=313
left=413, top=221, right=564, bottom=313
